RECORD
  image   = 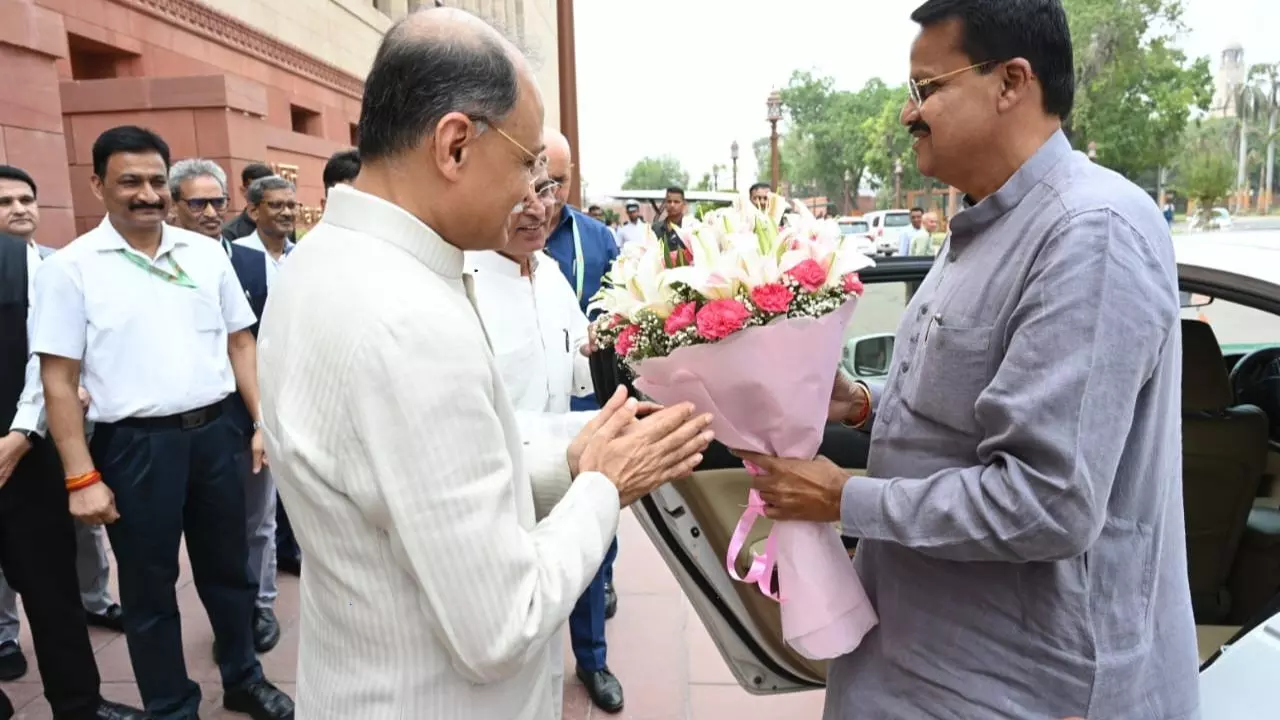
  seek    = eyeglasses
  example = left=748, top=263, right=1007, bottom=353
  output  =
left=183, top=197, right=228, bottom=213
left=511, top=181, right=561, bottom=215
left=472, top=117, right=548, bottom=181
left=263, top=200, right=298, bottom=212
left=908, top=61, right=998, bottom=107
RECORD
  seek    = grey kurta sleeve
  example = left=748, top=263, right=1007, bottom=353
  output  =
left=840, top=210, right=1178, bottom=562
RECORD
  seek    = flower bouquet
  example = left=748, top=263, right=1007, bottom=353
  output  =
left=590, top=193, right=878, bottom=660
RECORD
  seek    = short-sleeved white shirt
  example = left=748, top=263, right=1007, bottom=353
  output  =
left=32, top=218, right=257, bottom=423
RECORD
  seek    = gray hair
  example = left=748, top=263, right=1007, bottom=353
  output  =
left=356, top=8, right=520, bottom=161
left=246, top=175, right=295, bottom=205
left=168, top=158, right=227, bottom=200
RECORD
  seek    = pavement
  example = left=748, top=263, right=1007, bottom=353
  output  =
left=0, top=511, right=826, bottom=720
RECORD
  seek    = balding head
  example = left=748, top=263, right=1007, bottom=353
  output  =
left=358, top=7, right=534, bottom=162
left=543, top=128, right=573, bottom=217
left=353, top=6, right=548, bottom=252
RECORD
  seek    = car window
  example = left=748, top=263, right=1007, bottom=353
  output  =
left=842, top=280, right=914, bottom=378
left=840, top=221, right=869, bottom=235
left=1181, top=295, right=1280, bottom=355
left=883, top=213, right=911, bottom=228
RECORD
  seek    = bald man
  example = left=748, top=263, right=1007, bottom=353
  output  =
left=256, top=7, right=711, bottom=720
left=540, top=129, right=624, bottom=713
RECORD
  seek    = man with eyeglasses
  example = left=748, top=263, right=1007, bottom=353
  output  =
left=169, top=159, right=284, bottom=656
left=734, top=1, right=1199, bottom=718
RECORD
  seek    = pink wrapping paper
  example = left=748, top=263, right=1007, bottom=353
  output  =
left=633, top=300, right=878, bottom=660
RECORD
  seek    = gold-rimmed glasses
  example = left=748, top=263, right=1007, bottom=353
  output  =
left=472, top=117, right=547, bottom=181
left=908, top=60, right=998, bottom=107
left=511, top=180, right=560, bottom=215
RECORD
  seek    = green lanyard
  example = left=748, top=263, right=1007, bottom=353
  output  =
left=116, top=249, right=197, bottom=289
left=570, top=216, right=585, bottom=301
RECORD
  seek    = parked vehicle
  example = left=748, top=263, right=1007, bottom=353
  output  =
left=861, top=210, right=913, bottom=255
left=1187, top=207, right=1234, bottom=232
left=835, top=216, right=875, bottom=256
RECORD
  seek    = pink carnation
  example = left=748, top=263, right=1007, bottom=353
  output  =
left=615, top=324, right=640, bottom=356
left=842, top=272, right=865, bottom=295
left=695, top=299, right=751, bottom=341
left=664, top=302, right=697, bottom=335
left=750, top=283, right=794, bottom=314
left=788, top=259, right=828, bottom=292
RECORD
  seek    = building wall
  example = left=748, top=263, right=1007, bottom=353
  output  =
left=0, top=0, right=564, bottom=246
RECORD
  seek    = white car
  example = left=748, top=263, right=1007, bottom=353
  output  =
left=836, top=217, right=875, bottom=256
left=862, top=209, right=913, bottom=255
left=592, top=234, right=1280, bottom=716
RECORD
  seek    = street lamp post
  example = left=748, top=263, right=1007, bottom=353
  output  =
left=730, top=140, right=739, bottom=192
left=893, top=158, right=903, bottom=208
left=843, top=168, right=852, bottom=215
left=767, top=90, right=783, bottom=191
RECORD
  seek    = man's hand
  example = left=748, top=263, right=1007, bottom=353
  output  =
left=251, top=428, right=268, bottom=474
left=578, top=396, right=714, bottom=507
left=0, top=432, right=32, bottom=489
left=77, top=387, right=91, bottom=413
left=69, top=482, right=119, bottom=525
left=581, top=324, right=598, bottom=357
left=567, top=386, right=660, bottom=476
left=732, top=450, right=849, bottom=523
left=829, top=371, right=870, bottom=425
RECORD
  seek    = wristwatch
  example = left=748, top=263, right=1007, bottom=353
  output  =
left=11, top=428, right=38, bottom=446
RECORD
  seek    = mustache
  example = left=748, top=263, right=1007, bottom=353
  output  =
left=129, top=201, right=166, bottom=211
left=909, top=120, right=931, bottom=136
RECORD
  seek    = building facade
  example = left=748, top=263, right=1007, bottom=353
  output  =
left=0, top=0, right=562, bottom=246
left=1211, top=43, right=1246, bottom=119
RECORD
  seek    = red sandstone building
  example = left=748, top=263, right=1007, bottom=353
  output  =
left=3, top=0, right=374, bottom=246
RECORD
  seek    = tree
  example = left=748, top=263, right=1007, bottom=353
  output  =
left=622, top=156, right=689, bottom=190
left=1174, top=118, right=1235, bottom=215
left=1062, top=0, right=1214, bottom=179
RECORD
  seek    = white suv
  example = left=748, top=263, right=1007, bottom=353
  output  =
left=863, top=209, right=913, bottom=255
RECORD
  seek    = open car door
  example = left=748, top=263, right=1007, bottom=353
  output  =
left=587, top=258, right=935, bottom=694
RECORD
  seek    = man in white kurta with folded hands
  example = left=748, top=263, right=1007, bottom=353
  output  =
left=254, top=7, right=714, bottom=720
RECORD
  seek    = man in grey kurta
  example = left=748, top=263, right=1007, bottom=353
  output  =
left=739, top=1, right=1200, bottom=718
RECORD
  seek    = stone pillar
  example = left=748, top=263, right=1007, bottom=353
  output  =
left=0, top=0, right=75, bottom=246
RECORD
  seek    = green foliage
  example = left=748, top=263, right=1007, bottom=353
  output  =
left=622, top=156, right=690, bottom=191
left=1062, top=0, right=1214, bottom=177
left=1177, top=119, right=1236, bottom=209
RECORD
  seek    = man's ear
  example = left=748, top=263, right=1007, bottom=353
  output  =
left=434, top=112, right=474, bottom=182
left=997, top=59, right=1035, bottom=112
left=246, top=203, right=260, bottom=223
left=90, top=175, right=105, bottom=204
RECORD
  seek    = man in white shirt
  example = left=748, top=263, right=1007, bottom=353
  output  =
left=255, top=8, right=713, bottom=719
left=33, top=126, right=293, bottom=720
left=615, top=200, right=649, bottom=249
left=0, top=169, right=145, bottom=720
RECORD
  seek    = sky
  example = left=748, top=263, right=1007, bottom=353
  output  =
left=572, top=0, right=1279, bottom=199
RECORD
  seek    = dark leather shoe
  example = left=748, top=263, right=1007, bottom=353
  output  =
left=224, top=678, right=294, bottom=719
left=0, top=641, right=26, bottom=681
left=604, top=582, right=618, bottom=620
left=576, top=666, right=623, bottom=714
left=86, top=604, right=125, bottom=633
left=253, top=607, right=281, bottom=654
left=94, top=699, right=147, bottom=719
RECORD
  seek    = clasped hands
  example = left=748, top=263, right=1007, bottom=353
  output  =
left=568, top=386, right=715, bottom=507
left=734, top=371, right=870, bottom=524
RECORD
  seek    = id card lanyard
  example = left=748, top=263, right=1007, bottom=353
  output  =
left=571, top=216, right=585, bottom=301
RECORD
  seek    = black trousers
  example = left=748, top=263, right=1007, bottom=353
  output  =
left=0, top=437, right=101, bottom=720
left=91, top=412, right=262, bottom=720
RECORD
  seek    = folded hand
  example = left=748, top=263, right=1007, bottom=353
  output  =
left=829, top=371, right=870, bottom=425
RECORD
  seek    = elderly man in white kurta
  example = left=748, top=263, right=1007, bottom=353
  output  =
left=254, top=9, right=714, bottom=720
left=467, top=173, right=595, bottom=718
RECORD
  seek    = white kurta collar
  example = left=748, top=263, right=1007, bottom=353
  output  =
left=321, top=184, right=464, bottom=279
